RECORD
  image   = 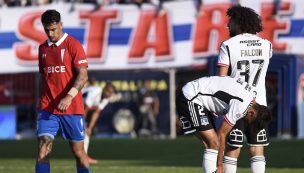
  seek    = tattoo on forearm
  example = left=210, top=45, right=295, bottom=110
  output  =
left=73, top=67, right=88, bottom=91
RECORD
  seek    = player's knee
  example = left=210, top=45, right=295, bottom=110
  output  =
left=72, top=148, right=86, bottom=158
left=225, top=146, right=241, bottom=158
left=37, top=136, right=53, bottom=161
left=205, top=138, right=219, bottom=150
left=248, top=146, right=264, bottom=157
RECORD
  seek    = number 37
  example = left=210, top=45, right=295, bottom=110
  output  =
left=237, top=59, right=264, bottom=87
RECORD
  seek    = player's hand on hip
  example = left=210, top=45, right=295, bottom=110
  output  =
left=57, top=95, right=73, bottom=112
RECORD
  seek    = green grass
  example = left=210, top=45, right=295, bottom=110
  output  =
left=0, top=137, right=304, bottom=173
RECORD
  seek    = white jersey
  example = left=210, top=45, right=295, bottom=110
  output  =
left=218, top=33, right=272, bottom=106
left=82, top=86, right=110, bottom=110
left=182, top=76, right=255, bottom=126
left=82, top=85, right=102, bottom=108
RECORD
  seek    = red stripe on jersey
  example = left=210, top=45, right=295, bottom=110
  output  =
left=217, top=63, right=229, bottom=67
left=224, top=115, right=234, bottom=127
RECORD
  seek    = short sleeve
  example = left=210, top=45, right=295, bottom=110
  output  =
left=98, top=99, right=109, bottom=110
left=71, top=39, right=88, bottom=68
left=224, top=99, right=246, bottom=126
left=217, top=43, right=230, bottom=67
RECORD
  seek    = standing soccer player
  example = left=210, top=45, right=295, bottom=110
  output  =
left=217, top=6, right=272, bottom=173
left=36, top=9, right=90, bottom=173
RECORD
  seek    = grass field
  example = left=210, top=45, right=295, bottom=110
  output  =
left=0, top=137, right=304, bottom=173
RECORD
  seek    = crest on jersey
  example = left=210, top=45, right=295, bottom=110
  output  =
left=61, top=49, right=65, bottom=62
left=229, top=128, right=243, bottom=143
left=257, top=129, right=267, bottom=142
left=200, top=116, right=209, bottom=126
left=179, top=116, right=191, bottom=129
left=42, top=53, right=46, bottom=59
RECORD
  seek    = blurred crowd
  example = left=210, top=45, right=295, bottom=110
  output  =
left=0, top=0, right=281, bottom=19
left=0, top=0, right=165, bottom=8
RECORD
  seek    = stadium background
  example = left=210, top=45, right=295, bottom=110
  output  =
left=0, top=0, right=304, bottom=172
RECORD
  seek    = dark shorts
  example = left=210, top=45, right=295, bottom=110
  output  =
left=228, top=118, right=269, bottom=147
left=176, top=91, right=215, bottom=135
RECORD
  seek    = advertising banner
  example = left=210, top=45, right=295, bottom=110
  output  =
left=0, top=0, right=303, bottom=73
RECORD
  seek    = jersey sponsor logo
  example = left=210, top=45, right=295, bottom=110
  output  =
left=46, top=66, right=66, bottom=73
left=78, top=59, right=87, bottom=64
left=240, top=40, right=262, bottom=47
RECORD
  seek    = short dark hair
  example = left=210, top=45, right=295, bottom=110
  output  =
left=252, top=103, right=272, bottom=129
left=41, top=9, right=61, bottom=25
left=227, top=5, right=263, bottom=34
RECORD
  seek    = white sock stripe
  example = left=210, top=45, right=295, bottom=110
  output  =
left=224, top=158, right=237, bottom=165
left=224, top=160, right=237, bottom=165
left=251, top=156, right=266, bottom=162
left=224, top=156, right=237, bottom=161
left=204, top=149, right=218, bottom=155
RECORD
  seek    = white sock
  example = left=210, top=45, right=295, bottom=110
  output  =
left=224, top=156, right=237, bottom=173
left=202, top=149, right=218, bottom=173
left=250, top=156, right=266, bottom=173
left=84, top=134, right=90, bottom=154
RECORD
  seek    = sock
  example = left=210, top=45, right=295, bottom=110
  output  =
left=202, top=149, right=218, bottom=173
left=224, top=156, right=237, bottom=173
left=77, top=166, right=90, bottom=173
left=35, top=163, right=50, bottom=173
left=84, top=134, right=90, bottom=153
left=250, top=156, right=266, bottom=173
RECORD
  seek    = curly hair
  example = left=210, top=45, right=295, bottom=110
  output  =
left=227, top=5, right=263, bottom=34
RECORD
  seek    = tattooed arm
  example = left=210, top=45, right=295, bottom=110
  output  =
left=72, top=66, right=89, bottom=91
left=57, top=66, right=88, bottom=112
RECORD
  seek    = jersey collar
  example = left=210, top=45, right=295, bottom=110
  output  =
left=47, top=33, right=68, bottom=47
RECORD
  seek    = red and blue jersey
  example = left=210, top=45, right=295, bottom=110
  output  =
left=38, top=33, right=88, bottom=115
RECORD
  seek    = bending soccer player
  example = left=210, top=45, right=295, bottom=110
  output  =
left=217, top=5, right=272, bottom=173
left=176, top=76, right=271, bottom=173
left=83, top=82, right=118, bottom=164
left=36, top=10, right=90, bottom=173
